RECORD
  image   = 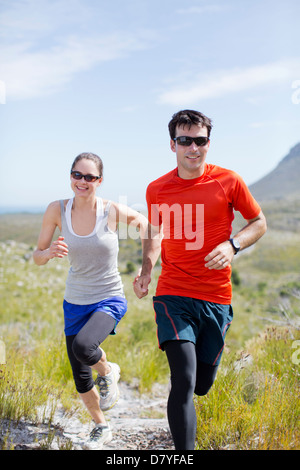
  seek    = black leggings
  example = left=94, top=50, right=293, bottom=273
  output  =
left=164, top=340, right=218, bottom=450
left=65, top=311, right=116, bottom=394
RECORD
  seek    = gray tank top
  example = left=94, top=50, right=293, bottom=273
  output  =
left=60, top=198, right=124, bottom=305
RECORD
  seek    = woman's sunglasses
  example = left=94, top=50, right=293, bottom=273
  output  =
left=173, top=136, right=209, bottom=147
left=71, top=171, right=101, bottom=183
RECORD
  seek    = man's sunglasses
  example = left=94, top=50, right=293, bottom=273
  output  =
left=173, top=136, right=209, bottom=147
left=71, top=171, right=101, bottom=183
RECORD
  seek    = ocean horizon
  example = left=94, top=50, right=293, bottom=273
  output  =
left=0, top=206, right=46, bottom=214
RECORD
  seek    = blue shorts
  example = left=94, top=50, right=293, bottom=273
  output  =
left=153, top=295, right=233, bottom=366
left=63, top=296, right=127, bottom=336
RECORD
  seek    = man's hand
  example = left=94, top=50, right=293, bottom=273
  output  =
left=205, top=211, right=267, bottom=270
left=204, top=241, right=234, bottom=270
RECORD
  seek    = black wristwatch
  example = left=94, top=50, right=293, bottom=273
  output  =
left=229, top=238, right=240, bottom=255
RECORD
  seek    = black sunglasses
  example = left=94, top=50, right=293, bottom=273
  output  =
left=173, top=136, right=209, bottom=147
left=71, top=171, right=101, bottom=183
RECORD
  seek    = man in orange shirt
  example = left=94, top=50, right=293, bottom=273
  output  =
left=134, top=110, right=267, bottom=450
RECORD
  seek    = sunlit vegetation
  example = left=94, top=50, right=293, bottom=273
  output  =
left=0, top=213, right=299, bottom=450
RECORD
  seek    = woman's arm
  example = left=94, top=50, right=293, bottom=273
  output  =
left=107, top=201, right=148, bottom=240
left=33, top=201, right=68, bottom=265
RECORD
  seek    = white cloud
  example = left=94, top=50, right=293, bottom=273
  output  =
left=0, top=0, right=90, bottom=37
left=158, top=59, right=300, bottom=105
left=250, top=119, right=300, bottom=129
left=0, top=33, right=147, bottom=100
left=0, top=0, right=156, bottom=100
left=176, top=4, right=229, bottom=14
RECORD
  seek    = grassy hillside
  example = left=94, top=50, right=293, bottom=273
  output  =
left=0, top=211, right=299, bottom=450
left=0, top=213, right=44, bottom=245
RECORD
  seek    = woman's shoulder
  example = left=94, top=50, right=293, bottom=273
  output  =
left=101, top=198, right=114, bottom=212
left=44, top=199, right=70, bottom=221
left=46, top=199, right=69, bottom=211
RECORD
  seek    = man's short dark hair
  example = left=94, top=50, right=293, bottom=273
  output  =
left=168, top=110, right=213, bottom=140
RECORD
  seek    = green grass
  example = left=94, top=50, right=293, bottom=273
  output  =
left=195, top=326, right=300, bottom=449
left=0, top=366, right=51, bottom=424
left=0, top=214, right=299, bottom=450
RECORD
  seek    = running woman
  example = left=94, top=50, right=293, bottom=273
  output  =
left=134, top=110, right=267, bottom=450
left=34, top=152, right=147, bottom=449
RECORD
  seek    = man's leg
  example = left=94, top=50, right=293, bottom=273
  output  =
left=193, top=300, right=232, bottom=395
left=194, top=361, right=219, bottom=396
left=164, top=340, right=197, bottom=450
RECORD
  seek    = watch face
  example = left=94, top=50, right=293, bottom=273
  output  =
left=233, top=239, right=240, bottom=250
left=230, top=238, right=240, bottom=252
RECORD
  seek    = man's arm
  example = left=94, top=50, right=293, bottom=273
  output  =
left=133, top=222, right=162, bottom=298
left=204, top=210, right=267, bottom=270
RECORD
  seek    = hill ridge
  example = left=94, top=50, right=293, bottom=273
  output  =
left=249, top=142, right=300, bottom=202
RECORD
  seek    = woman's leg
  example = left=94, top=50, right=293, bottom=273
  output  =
left=66, top=311, right=116, bottom=423
left=164, top=340, right=198, bottom=450
left=71, top=311, right=115, bottom=370
left=66, top=334, right=105, bottom=423
left=80, top=387, right=104, bottom=424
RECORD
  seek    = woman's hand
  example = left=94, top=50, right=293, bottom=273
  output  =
left=133, top=270, right=151, bottom=298
left=48, top=236, right=69, bottom=260
left=33, top=235, right=68, bottom=265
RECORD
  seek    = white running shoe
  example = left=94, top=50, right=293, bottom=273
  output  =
left=95, top=362, right=120, bottom=411
left=85, top=423, right=112, bottom=450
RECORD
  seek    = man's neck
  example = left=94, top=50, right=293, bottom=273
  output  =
left=177, top=163, right=206, bottom=180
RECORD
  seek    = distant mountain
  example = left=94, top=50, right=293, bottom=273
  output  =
left=249, top=142, right=300, bottom=202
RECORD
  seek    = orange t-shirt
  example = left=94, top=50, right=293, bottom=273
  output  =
left=146, top=164, right=261, bottom=304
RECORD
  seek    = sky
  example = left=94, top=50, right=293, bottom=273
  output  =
left=0, top=0, right=299, bottom=212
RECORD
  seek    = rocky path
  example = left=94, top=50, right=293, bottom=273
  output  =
left=102, top=382, right=173, bottom=451
left=1, top=382, right=174, bottom=451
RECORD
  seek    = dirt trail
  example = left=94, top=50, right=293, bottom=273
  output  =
left=101, top=381, right=173, bottom=451
left=1, top=382, right=174, bottom=450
